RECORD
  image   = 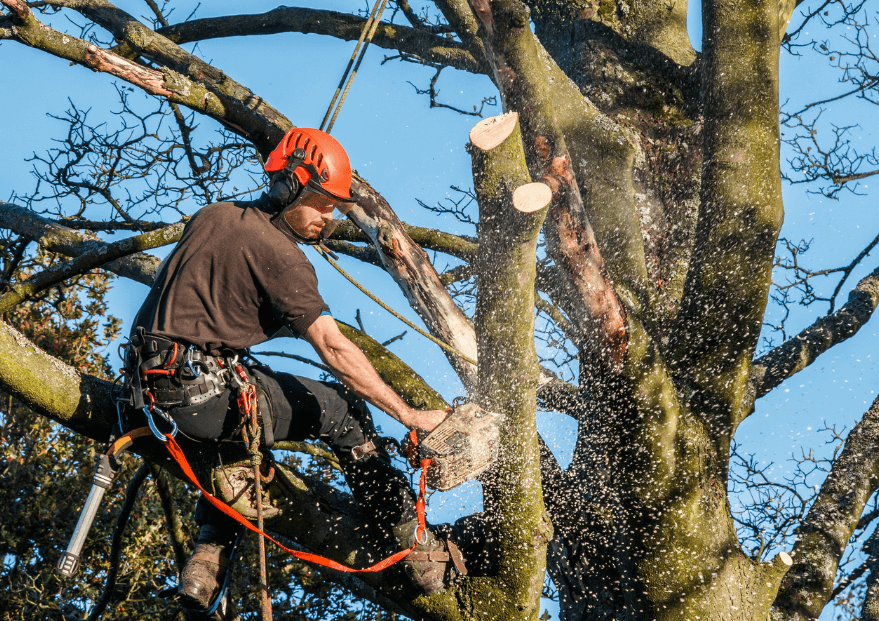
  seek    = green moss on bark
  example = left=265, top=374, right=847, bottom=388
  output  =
left=471, top=113, right=553, bottom=619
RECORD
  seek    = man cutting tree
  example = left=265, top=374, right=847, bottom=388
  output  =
left=127, top=127, right=467, bottom=618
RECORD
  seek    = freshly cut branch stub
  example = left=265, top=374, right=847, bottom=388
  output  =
left=469, top=112, right=519, bottom=151
left=513, top=183, right=552, bottom=214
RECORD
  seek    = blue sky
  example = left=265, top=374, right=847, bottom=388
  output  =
left=2, top=1, right=878, bottom=618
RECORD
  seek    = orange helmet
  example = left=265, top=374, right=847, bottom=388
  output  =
left=265, top=128, right=355, bottom=202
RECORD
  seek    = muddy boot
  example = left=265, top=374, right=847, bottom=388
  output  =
left=177, top=522, right=240, bottom=617
left=393, top=519, right=468, bottom=596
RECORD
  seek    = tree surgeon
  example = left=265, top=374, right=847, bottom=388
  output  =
left=124, top=128, right=467, bottom=618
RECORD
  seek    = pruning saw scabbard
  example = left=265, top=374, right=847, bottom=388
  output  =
left=56, top=429, right=150, bottom=578
left=404, top=402, right=500, bottom=492
left=57, top=452, right=120, bottom=577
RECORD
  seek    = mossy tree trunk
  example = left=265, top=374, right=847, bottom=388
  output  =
left=472, top=113, right=553, bottom=618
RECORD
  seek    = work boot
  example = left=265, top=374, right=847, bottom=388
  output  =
left=393, top=519, right=468, bottom=596
left=177, top=523, right=239, bottom=618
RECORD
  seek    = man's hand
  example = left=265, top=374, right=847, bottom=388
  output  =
left=401, top=408, right=449, bottom=433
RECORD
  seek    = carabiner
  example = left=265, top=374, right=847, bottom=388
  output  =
left=185, top=345, right=202, bottom=378
left=414, top=520, right=429, bottom=546
left=144, top=406, right=177, bottom=443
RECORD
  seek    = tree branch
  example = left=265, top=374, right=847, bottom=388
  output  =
left=471, top=111, right=552, bottom=617
left=861, top=527, right=879, bottom=620
left=1, top=0, right=291, bottom=153
left=135, top=5, right=487, bottom=76
left=346, top=178, right=480, bottom=391
left=333, top=221, right=478, bottom=263
left=0, top=202, right=166, bottom=286
left=750, top=264, right=879, bottom=402
left=432, top=0, right=489, bottom=73
left=772, top=394, right=879, bottom=621
left=466, top=0, right=629, bottom=374
left=0, top=222, right=182, bottom=314
left=667, top=0, right=784, bottom=434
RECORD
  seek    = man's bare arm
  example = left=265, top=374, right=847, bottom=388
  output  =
left=303, top=315, right=447, bottom=432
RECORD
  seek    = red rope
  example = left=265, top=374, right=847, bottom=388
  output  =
left=162, top=434, right=432, bottom=573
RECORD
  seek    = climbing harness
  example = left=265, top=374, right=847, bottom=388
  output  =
left=320, top=0, right=390, bottom=135
left=314, top=245, right=478, bottom=366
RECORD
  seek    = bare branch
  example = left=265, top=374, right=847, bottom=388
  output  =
left=667, top=0, right=784, bottom=428
left=751, top=264, right=879, bottom=401
left=861, top=527, right=879, bottom=619
left=256, top=351, right=331, bottom=375
left=137, top=5, right=486, bottom=75
left=333, top=220, right=478, bottom=262
left=773, top=394, right=879, bottom=620
left=0, top=202, right=166, bottom=286
left=404, top=65, right=497, bottom=117
left=0, top=221, right=183, bottom=314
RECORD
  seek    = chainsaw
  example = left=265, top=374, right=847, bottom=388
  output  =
left=404, top=400, right=500, bottom=491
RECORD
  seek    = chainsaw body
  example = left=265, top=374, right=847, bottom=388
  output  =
left=405, top=402, right=500, bottom=491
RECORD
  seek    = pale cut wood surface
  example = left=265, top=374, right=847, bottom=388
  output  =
left=469, top=112, right=519, bottom=151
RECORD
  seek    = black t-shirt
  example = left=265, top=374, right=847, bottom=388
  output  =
left=133, top=195, right=330, bottom=354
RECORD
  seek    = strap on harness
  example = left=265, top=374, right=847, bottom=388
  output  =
left=162, top=433, right=432, bottom=574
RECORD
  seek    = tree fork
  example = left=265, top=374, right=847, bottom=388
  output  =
left=467, top=0, right=630, bottom=374
left=471, top=112, right=553, bottom=618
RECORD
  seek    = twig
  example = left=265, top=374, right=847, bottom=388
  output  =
left=381, top=330, right=406, bottom=347
left=256, top=351, right=331, bottom=374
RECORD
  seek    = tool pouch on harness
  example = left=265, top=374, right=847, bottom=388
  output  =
left=120, top=329, right=275, bottom=448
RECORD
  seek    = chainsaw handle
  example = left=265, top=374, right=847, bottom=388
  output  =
left=57, top=453, right=119, bottom=577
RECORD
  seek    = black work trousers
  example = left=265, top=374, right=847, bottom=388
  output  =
left=179, top=365, right=417, bottom=546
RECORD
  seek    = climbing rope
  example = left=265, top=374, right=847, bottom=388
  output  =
left=320, top=0, right=390, bottom=134
left=315, top=245, right=477, bottom=366
left=234, top=365, right=273, bottom=621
